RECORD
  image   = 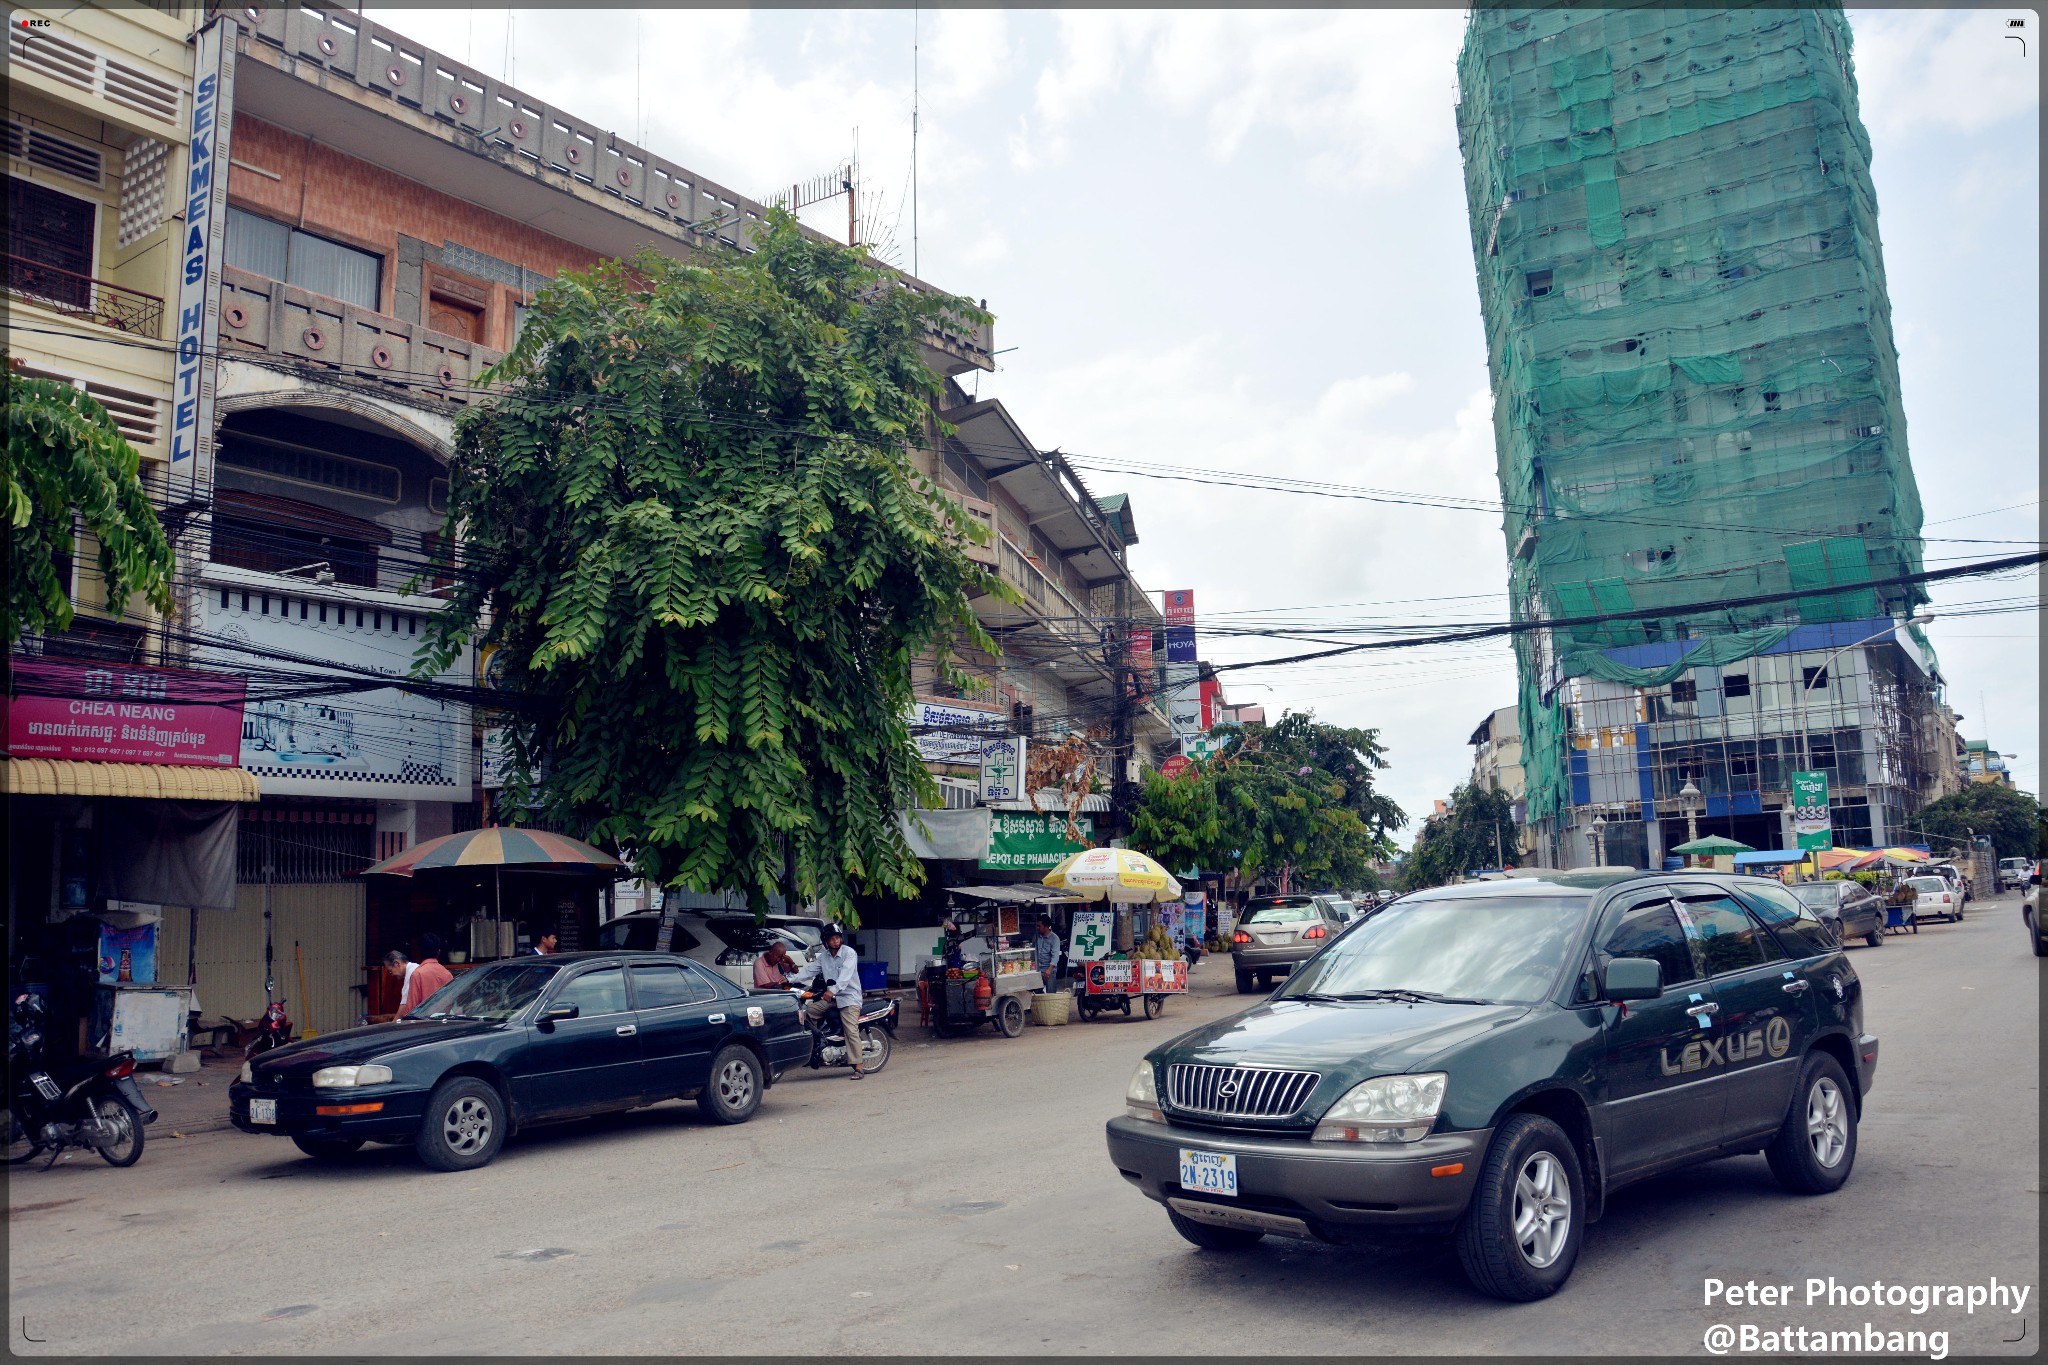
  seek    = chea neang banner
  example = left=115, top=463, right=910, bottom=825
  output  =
left=7, top=657, right=246, bottom=766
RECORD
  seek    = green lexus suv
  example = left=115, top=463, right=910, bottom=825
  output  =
left=1105, top=871, right=1879, bottom=1301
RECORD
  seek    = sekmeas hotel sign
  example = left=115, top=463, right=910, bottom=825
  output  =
left=168, top=19, right=238, bottom=484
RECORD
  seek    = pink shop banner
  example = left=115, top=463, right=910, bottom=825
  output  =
left=7, top=656, right=247, bottom=767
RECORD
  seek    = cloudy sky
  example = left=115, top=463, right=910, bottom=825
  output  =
left=368, top=8, right=2040, bottom=833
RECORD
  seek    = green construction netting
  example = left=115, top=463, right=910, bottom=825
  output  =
left=1456, top=6, right=1929, bottom=827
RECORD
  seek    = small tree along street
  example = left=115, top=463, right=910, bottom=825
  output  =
left=6, top=371, right=174, bottom=645
left=421, top=215, right=999, bottom=922
left=1400, top=782, right=1520, bottom=890
left=1908, top=782, right=2043, bottom=862
left=1130, top=712, right=1404, bottom=891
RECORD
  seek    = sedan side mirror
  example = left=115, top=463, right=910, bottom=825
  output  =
left=1602, top=957, right=1663, bottom=1001
left=538, top=1003, right=579, bottom=1029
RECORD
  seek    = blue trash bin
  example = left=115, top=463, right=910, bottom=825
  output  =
left=858, top=961, right=888, bottom=992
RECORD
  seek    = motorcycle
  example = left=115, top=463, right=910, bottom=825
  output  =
left=789, top=988, right=896, bottom=1075
left=245, top=999, right=293, bottom=1059
left=6, top=993, right=157, bottom=1169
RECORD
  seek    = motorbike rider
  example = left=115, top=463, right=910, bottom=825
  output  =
left=796, top=924, right=866, bottom=1079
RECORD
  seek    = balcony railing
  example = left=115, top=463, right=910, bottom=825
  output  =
left=7, top=254, right=164, bottom=337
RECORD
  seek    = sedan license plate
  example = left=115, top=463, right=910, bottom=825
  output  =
left=249, top=1098, right=277, bottom=1126
left=1179, top=1148, right=1238, bottom=1198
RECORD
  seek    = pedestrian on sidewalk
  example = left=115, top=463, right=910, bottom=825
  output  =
left=399, top=933, right=453, bottom=1016
left=1031, top=916, right=1061, bottom=991
left=530, top=929, right=559, bottom=956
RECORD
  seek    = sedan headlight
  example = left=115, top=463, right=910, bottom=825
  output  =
left=311, top=1063, right=394, bottom=1088
left=1311, top=1072, right=1447, bottom=1144
left=239, top=1062, right=253, bottom=1084
left=1124, top=1061, right=1162, bottom=1122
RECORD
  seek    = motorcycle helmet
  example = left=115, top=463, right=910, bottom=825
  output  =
left=822, top=923, right=847, bottom=943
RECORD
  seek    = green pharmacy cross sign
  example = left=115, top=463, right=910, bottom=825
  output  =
left=1072, top=921, right=1107, bottom=957
left=1791, top=770, right=1832, bottom=852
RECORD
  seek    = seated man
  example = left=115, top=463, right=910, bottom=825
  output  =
left=753, top=939, right=797, bottom=991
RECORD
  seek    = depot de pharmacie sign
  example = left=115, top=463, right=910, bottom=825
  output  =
left=981, top=812, right=1096, bottom=871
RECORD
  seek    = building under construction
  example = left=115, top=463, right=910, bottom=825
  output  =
left=1455, top=6, right=1948, bottom=867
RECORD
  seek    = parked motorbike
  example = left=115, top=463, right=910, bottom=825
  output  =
left=6, top=993, right=156, bottom=1169
left=245, top=999, right=293, bottom=1059
left=790, top=988, right=896, bottom=1075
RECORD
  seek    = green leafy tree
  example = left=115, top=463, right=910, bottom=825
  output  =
left=1130, top=762, right=1228, bottom=876
left=1907, top=784, right=2042, bottom=861
left=7, top=372, right=174, bottom=644
left=420, top=214, right=999, bottom=922
left=1400, top=783, right=1520, bottom=891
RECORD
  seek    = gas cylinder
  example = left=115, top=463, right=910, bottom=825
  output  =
left=973, top=974, right=993, bottom=1011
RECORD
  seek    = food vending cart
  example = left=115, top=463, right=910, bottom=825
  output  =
left=1075, top=953, right=1188, bottom=1020
left=920, top=887, right=1074, bottom=1039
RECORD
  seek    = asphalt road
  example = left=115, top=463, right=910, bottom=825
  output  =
left=9, top=893, right=2039, bottom=1357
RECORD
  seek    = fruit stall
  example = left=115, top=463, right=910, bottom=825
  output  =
left=1043, top=848, right=1189, bottom=1023
left=1073, top=921, right=1188, bottom=1021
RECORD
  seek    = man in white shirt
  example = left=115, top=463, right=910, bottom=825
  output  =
left=796, top=924, right=866, bottom=1079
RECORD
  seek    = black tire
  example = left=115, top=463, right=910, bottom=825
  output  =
left=87, top=1094, right=146, bottom=1168
left=291, top=1135, right=365, bottom=1161
left=2029, top=909, right=2047, bottom=957
left=856, top=1025, right=892, bottom=1074
left=414, top=1076, right=506, bottom=1172
left=1765, top=1053, right=1857, bottom=1194
left=1455, top=1113, right=1584, bottom=1302
left=698, top=1045, right=763, bottom=1124
left=1143, top=993, right=1166, bottom=1020
left=1167, top=1205, right=1265, bottom=1252
left=1864, top=928, right=1883, bottom=948
left=995, top=995, right=1026, bottom=1038
left=1235, top=969, right=1254, bottom=994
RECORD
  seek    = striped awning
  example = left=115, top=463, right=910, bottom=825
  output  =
left=1, top=758, right=261, bottom=802
left=362, top=826, right=624, bottom=877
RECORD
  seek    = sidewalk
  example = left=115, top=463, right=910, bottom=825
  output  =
left=131, top=1050, right=242, bottom=1136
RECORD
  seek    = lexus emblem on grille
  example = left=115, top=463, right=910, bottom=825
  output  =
left=1216, top=1080, right=1240, bottom=1098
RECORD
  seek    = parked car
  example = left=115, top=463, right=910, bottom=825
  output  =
left=230, top=952, right=813, bottom=1170
left=1107, top=871, right=1877, bottom=1301
left=1928, top=863, right=1970, bottom=904
left=1313, top=894, right=1360, bottom=925
left=598, top=910, right=813, bottom=988
left=1230, top=895, right=1348, bottom=994
left=2022, top=888, right=2044, bottom=957
left=2000, top=858, right=2030, bottom=892
left=1901, top=875, right=1962, bottom=923
left=1784, top=879, right=1885, bottom=948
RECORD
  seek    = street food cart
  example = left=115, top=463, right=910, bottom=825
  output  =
left=920, top=885, right=1076, bottom=1039
left=1043, top=847, right=1188, bottom=1024
left=1075, top=953, right=1187, bottom=1020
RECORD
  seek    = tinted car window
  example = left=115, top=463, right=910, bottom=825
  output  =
left=414, top=961, right=557, bottom=1020
left=598, top=917, right=661, bottom=951
left=1737, top=882, right=1838, bottom=957
left=1678, top=895, right=1783, bottom=975
left=1278, top=895, right=1586, bottom=1005
left=553, top=967, right=629, bottom=1018
left=1600, top=898, right=1698, bottom=991
left=630, top=962, right=715, bottom=1009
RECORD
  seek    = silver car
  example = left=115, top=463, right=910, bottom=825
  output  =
left=1229, top=894, right=1345, bottom=994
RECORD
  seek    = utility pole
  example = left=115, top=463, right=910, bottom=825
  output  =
left=1108, top=579, right=1135, bottom=844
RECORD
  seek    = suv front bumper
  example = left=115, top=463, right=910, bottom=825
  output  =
left=1106, top=1114, right=1490, bottom=1240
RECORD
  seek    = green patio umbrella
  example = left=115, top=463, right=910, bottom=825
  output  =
left=1671, top=834, right=1755, bottom=856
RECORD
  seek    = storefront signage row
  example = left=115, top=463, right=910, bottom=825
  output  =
left=6, top=657, right=247, bottom=767
left=980, top=811, right=1096, bottom=871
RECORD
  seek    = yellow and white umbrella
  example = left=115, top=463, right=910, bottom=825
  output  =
left=1042, top=847, right=1183, bottom=903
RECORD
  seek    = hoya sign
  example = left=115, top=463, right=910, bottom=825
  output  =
left=1791, top=770, right=1832, bottom=852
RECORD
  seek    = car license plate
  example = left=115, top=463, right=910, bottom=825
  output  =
left=1179, top=1148, right=1238, bottom=1198
left=249, top=1098, right=277, bottom=1125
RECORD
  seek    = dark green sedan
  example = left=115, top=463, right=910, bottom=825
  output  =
left=1105, top=871, right=1879, bottom=1301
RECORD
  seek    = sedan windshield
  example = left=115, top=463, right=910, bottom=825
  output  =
left=1276, top=896, right=1586, bottom=1006
left=1788, top=882, right=1839, bottom=908
left=410, top=961, right=558, bottom=1021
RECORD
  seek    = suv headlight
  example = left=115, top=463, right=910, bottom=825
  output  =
left=311, top=1064, right=394, bottom=1088
left=1124, top=1061, right=1162, bottom=1122
left=1311, top=1072, right=1447, bottom=1143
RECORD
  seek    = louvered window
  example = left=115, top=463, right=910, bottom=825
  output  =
left=5, top=118, right=105, bottom=187
left=12, top=364, right=163, bottom=453
left=8, top=26, right=180, bottom=127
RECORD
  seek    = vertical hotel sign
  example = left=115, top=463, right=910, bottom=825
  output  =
left=168, top=18, right=238, bottom=495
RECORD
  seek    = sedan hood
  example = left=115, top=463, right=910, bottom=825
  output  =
left=255, top=1019, right=506, bottom=1074
left=1158, top=997, right=1528, bottom=1080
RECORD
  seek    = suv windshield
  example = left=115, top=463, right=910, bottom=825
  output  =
left=1243, top=898, right=1319, bottom=924
left=1276, top=895, right=1586, bottom=1005
left=410, top=961, right=558, bottom=1021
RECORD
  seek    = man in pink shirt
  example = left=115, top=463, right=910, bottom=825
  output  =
left=396, top=933, right=453, bottom=1016
left=752, top=940, right=796, bottom=990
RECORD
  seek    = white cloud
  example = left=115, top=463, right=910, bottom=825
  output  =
left=925, top=9, right=1013, bottom=105
left=1848, top=10, right=2039, bottom=139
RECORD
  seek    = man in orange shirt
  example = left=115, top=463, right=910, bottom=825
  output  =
left=396, top=933, right=453, bottom=1016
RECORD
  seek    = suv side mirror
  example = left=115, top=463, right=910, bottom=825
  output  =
left=538, top=1003, right=580, bottom=1028
left=1602, top=957, right=1663, bottom=1001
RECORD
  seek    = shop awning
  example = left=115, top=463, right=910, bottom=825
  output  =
left=899, top=807, right=989, bottom=861
left=944, top=884, right=1083, bottom=905
left=2, top=758, right=261, bottom=802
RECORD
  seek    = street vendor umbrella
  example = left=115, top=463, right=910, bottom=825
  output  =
left=1813, top=848, right=1868, bottom=872
left=1042, top=847, right=1183, bottom=903
left=1876, top=847, right=1929, bottom=864
left=1671, top=834, right=1754, bottom=856
left=361, top=826, right=625, bottom=932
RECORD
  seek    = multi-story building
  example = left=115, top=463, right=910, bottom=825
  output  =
left=1963, top=739, right=2015, bottom=789
left=1455, top=6, right=1943, bottom=868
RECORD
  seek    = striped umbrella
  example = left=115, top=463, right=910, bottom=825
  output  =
left=362, top=827, right=624, bottom=877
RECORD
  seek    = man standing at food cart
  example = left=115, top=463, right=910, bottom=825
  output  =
left=797, top=924, right=866, bottom=1079
left=1030, top=915, right=1062, bottom=991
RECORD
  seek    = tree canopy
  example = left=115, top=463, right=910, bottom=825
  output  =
left=1908, top=783, right=2041, bottom=862
left=1399, top=782, right=1520, bottom=891
left=1129, top=712, right=1404, bottom=890
left=6, top=371, right=173, bottom=644
left=419, top=214, right=999, bottom=922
